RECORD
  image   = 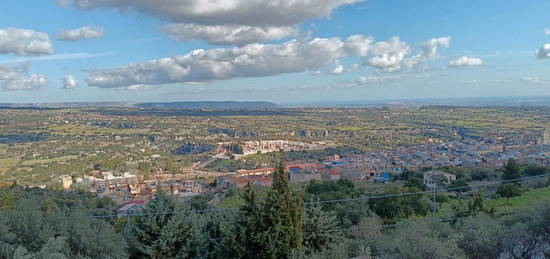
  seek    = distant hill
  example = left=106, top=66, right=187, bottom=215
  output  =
left=0, top=101, right=282, bottom=109
left=135, top=101, right=281, bottom=109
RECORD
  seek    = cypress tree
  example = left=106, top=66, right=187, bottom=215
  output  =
left=235, top=162, right=303, bottom=259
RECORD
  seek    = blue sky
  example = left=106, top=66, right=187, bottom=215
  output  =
left=0, top=0, right=549, bottom=103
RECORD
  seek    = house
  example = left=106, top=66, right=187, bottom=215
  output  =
left=234, top=175, right=273, bottom=188
left=288, top=163, right=323, bottom=184
left=321, top=168, right=341, bottom=181
left=60, top=175, right=73, bottom=189
left=423, top=170, right=457, bottom=187
left=236, top=168, right=275, bottom=177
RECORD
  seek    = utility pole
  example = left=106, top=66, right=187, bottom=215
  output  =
left=430, top=178, right=437, bottom=216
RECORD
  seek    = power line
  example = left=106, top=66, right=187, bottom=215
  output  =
left=303, top=172, right=550, bottom=206
left=86, top=173, right=550, bottom=219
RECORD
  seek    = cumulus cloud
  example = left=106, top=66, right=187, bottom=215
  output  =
left=85, top=35, right=449, bottom=88
left=536, top=44, right=550, bottom=59
left=62, top=75, right=79, bottom=89
left=343, top=34, right=373, bottom=56
left=404, top=36, right=450, bottom=68
left=545, top=29, right=550, bottom=35
left=59, top=0, right=363, bottom=44
left=162, top=24, right=297, bottom=46
left=59, top=0, right=363, bottom=26
left=0, top=63, right=47, bottom=90
left=87, top=37, right=345, bottom=88
left=365, top=36, right=411, bottom=72
left=329, top=63, right=344, bottom=75
left=0, top=28, right=53, bottom=55
left=56, top=26, right=104, bottom=41
left=448, top=56, right=483, bottom=67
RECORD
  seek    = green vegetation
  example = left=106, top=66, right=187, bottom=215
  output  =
left=1, top=177, right=548, bottom=258
left=490, top=186, right=550, bottom=212
left=1, top=106, right=549, bottom=185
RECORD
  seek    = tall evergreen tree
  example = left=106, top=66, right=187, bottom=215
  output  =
left=302, top=203, right=341, bottom=254
left=126, top=189, right=193, bottom=258
left=234, top=162, right=303, bottom=259
left=502, top=158, right=521, bottom=182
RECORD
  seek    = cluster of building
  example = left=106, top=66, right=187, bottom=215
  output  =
left=219, top=140, right=326, bottom=155
left=216, top=133, right=550, bottom=189
left=338, top=138, right=550, bottom=180
left=216, top=155, right=344, bottom=188
left=60, top=170, right=204, bottom=203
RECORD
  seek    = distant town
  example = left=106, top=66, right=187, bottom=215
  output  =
left=55, top=130, right=550, bottom=207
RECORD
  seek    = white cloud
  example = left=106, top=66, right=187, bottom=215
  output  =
left=0, top=63, right=47, bottom=90
left=521, top=76, right=547, bottom=85
left=56, top=26, right=104, bottom=41
left=349, top=63, right=359, bottom=72
left=62, top=75, right=79, bottom=89
left=536, top=44, right=550, bottom=59
left=87, top=37, right=345, bottom=88
left=85, top=35, right=448, bottom=88
left=404, top=36, right=451, bottom=68
left=162, top=24, right=297, bottom=46
left=422, top=37, right=451, bottom=59
left=0, top=28, right=53, bottom=55
left=545, top=28, right=550, bottom=35
left=60, top=0, right=364, bottom=44
left=125, top=85, right=149, bottom=91
left=329, top=64, right=344, bottom=75
left=0, top=51, right=116, bottom=64
left=60, top=0, right=364, bottom=27
left=448, top=56, right=483, bottom=67
left=365, top=36, right=411, bottom=72
left=343, top=35, right=373, bottom=56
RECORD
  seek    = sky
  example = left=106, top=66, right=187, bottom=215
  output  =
left=0, top=0, right=549, bottom=104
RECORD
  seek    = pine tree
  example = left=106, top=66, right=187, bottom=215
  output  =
left=502, top=158, right=521, bottom=182
left=302, top=203, right=341, bottom=254
left=127, top=189, right=192, bottom=258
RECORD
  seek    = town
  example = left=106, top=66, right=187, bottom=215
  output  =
left=55, top=130, right=550, bottom=205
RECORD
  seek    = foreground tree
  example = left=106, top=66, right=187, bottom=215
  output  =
left=375, top=218, right=466, bottom=259
left=126, top=189, right=194, bottom=258
left=302, top=203, right=341, bottom=254
left=502, top=158, right=521, bottom=182
left=496, top=183, right=522, bottom=204
left=232, top=162, right=303, bottom=259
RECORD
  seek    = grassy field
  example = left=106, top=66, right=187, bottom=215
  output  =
left=216, top=195, right=244, bottom=208
left=0, top=159, right=17, bottom=175
left=21, top=155, right=79, bottom=166
left=488, top=186, right=550, bottom=212
left=47, top=124, right=150, bottom=136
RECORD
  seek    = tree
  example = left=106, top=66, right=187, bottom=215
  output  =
left=126, top=189, right=193, bottom=258
left=496, top=183, right=522, bottom=204
left=233, top=162, right=303, bottom=259
left=302, top=204, right=341, bottom=254
left=467, top=190, right=495, bottom=215
left=403, top=177, right=426, bottom=191
left=455, top=215, right=504, bottom=259
left=368, top=187, right=430, bottom=223
left=523, top=164, right=547, bottom=176
left=502, top=158, right=521, bottom=182
left=499, top=201, right=550, bottom=259
left=262, top=162, right=303, bottom=257
left=448, top=179, right=470, bottom=197
left=375, top=218, right=466, bottom=259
